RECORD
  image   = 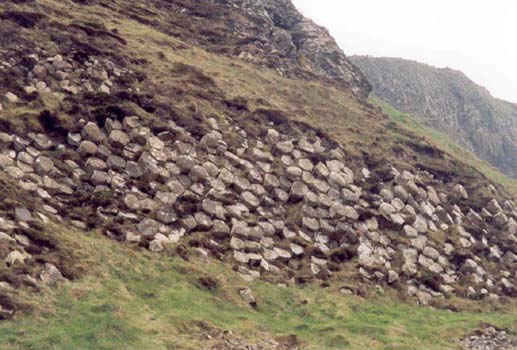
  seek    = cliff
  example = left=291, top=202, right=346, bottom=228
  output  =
left=350, top=56, right=517, bottom=178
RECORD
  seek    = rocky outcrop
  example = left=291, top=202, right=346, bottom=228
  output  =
left=462, top=326, right=517, bottom=350
left=234, top=0, right=371, bottom=98
left=0, top=52, right=516, bottom=318
left=0, top=0, right=516, bottom=324
left=350, top=56, right=517, bottom=178
left=95, top=0, right=371, bottom=98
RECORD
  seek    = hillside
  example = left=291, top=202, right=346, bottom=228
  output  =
left=350, top=55, right=517, bottom=179
left=0, top=1, right=516, bottom=349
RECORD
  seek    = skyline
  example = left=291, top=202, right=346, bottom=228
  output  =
left=292, top=0, right=517, bottom=103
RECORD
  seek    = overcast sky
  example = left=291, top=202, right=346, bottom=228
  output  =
left=291, top=0, right=517, bottom=103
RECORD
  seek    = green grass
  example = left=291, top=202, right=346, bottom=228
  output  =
left=0, top=230, right=515, bottom=350
left=1, top=2, right=516, bottom=348
left=371, top=96, right=517, bottom=195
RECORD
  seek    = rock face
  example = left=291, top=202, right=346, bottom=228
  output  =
left=350, top=56, right=517, bottom=178
left=233, top=0, right=371, bottom=98
left=0, top=96, right=515, bottom=308
left=103, top=0, right=370, bottom=98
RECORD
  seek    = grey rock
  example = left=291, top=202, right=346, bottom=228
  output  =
left=194, top=212, right=213, bottom=230
left=31, top=134, right=53, bottom=150
left=3, top=92, right=19, bottom=104
left=302, top=217, right=320, bottom=231
left=137, top=218, right=160, bottom=237
left=108, top=130, right=130, bottom=148
left=379, top=202, right=396, bottom=216
left=91, top=170, right=111, bottom=185
left=413, top=216, right=428, bottom=233
left=402, top=225, right=418, bottom=237
left=40, top=263, right=63, bottom=285
left=452, top=184, right=468, bottom=200
left=107, top=155, right=126, bottom=170
left=242, top=191, right=260, bottom=208
left=239, top=288, right=256, bottom=306
left=286, top=166, right=302, bottom=180
left=123, top=116, right=140, bottom=131
left=266, top=129, right=280, bottom=144
left=190, top=165, right=209, bottom=182
left=85, top=157, right=107, bottom=172
left=81, top=122, right=104, bottom=143
left=276, top=141, right=294, bottom=154
left=156, top=206, right=178, bottom=224
left=393, top=185, right=409, bottom=201
left=34, top=156, right=55, bottom=175
left=0, top=133, right=13, bottom=149
left=78, top=140, right=98, bottom=156
left=5, top=251, right=26, bottom=266
left=290, top=181, right=307, bottom=199
left=423, top=246, right=440, bottom=260
left=177, top=155, right=195, bottom=173
left=314, top=162, right=329, bottom=178
left=15, top=207, right=32, bottom=222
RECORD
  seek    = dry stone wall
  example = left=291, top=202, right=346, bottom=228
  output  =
left=0, top=52, right=516, bottom=313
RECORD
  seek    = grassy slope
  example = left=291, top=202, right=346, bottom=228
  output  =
left=0, top=226, right=516, bottom=350
left=0, top=1, right=516, bottom=349
left=370, top=96, right=517, bottom=195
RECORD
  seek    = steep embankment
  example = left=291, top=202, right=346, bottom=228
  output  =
left=350, top=55, right=517, bottom=179
left=0, top=0, right=516, bottom=349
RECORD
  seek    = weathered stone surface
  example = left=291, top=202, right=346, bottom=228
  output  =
left=177, top=155, right=195, bottom=173
left=199, top=131, right=221, bottom=150
left=123, top=116, right=140, bottom=130
left=156, top=206, right=178, bottom=224
left=34, top=156, right=55, bottom=175
left=276, top=141, right=294, bottom=154
left=413, top=216, right=428, bottom=233
left=423, top=246, right=440, bottom=260
left=3, top=92, right=19, bottom=104
left=302, top=217, right=319, bottom=231
left=379, top=202, right=396, bottom=216
left=266, top=129, right=280, bottom=144
left=286, top=166, right=302, bottom=180
left=15, top=207, right=32, bottom=222
left=32, top=134, right=53, bottom=150
left=393, top=185, right=409, bottom=201
left=40, top=263, right=63, bottom=285
left=137, top=218, right=160, bottom=237
left=195, top=212, right=213, bottom=230
left=78, top=140, right=97, bottom=157
left=5, top=251, right=26, bottom=266
left=453, top=184, right=468, bottom=200
left=328, top=171, right=348, bottom=188
left=239, top=288, right=256, bottom=306
left=0, top=55, right=513, bottom=306
left=81, top=122, right=104, bottom=143
left=402, top=225, right=418, bottom=237
left=85, top=157, right=107, bottom=172
left=108, top=130, right=130, bottom=148
left=0, top=133, right=13, bottom=149
left=190, top=165, right=209, bottom=182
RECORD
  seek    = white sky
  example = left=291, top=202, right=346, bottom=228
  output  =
left=291, top=0, right=517, bottom=103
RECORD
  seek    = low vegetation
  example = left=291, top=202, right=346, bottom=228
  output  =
left=0, top=228, right=516, bottom=350
left=0, top=2, right=516, bottom=349
left=371, top=96, right=517, bottom=196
